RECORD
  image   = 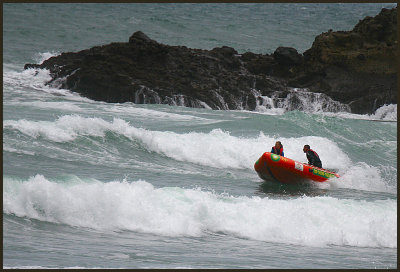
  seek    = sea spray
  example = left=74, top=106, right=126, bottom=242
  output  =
left=3, top=66, right=90, bottom=102
left=314, top=162, right=395, bottom=193
left=3, top=175, right=397, bottom=248
left=253, top=88, right=350, bottom=114
left=370, top=104, right=397, bottom=121
left=32, top=51, right=60, bottom=64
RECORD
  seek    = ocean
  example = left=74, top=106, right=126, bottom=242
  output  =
left=3, top=3, right=397, bottom=269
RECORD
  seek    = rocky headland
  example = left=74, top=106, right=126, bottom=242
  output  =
left=25, top=7, right=397, bottom=114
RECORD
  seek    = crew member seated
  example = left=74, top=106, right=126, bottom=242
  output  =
left=271, top=141, right=284, bottom=157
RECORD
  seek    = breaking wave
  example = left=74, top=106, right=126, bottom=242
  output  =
left=3, top=175, right=397, bottom=248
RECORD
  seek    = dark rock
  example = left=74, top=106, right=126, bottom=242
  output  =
left=129, top=31, right=155, bottom=44
left=271, top=47, right=304, bottom=78
left=211, top=46, right=238, bottom=57
left=244, top=54, right=275, bottom=75
left=273, top=47, right=303, bottom=66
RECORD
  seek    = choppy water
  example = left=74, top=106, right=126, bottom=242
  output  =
left=3, top=3, right=397, bottom=269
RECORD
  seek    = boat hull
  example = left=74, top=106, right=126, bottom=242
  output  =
left=254, top=152, right=339, bottom=184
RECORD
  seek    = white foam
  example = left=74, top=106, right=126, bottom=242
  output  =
left=4, top=67, right=51, bottom=91
left=315, top=162, right=395, bottom=193
left=3, top=175, right=397, bottom=248
left=3, top=115, right=349, bottom=170
left=3, top=66, right=92, bottom=102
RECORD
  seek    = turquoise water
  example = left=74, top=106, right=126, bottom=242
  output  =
left=3, top=3, right=397, bottom=269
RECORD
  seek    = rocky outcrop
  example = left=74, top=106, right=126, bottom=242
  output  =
left=25, top=7, right=397, bottom=114
left=25, top=31, right=290, bottom=111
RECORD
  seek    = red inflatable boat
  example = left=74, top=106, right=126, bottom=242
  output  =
left=254, top=152, right=339, bottom=184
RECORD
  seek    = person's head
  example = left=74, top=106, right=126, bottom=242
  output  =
left=303, top=145, right=310, bottom=153
left=275, top=141, right=282, bottom=149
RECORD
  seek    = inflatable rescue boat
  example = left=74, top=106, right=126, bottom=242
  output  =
left=254, top=152, right=339, bottom=184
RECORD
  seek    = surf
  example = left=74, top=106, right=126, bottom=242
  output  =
left=3, top=175, right=397, bottom=248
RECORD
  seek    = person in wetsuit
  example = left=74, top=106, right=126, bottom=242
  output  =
left=271, top=141, right=284, bottom=157
left=303, top=145, right=322, bottom=168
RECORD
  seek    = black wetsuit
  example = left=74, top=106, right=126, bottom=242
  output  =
left=306, top=149, right=322, bottom=168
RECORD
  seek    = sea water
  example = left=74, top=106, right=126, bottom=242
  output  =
left=3, top=3, right=397, bottom=269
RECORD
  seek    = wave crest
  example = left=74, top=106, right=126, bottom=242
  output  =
left=3, top=175, right=396, bottom=248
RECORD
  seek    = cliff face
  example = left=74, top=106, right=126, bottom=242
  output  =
left=25, top=7, right=397, bottom=114
left=288, top=7, right=397, bottom=113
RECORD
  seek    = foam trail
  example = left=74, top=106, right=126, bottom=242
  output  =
left=314, top=162, right=396, bottom=193
left=7, top=101, right=83, bottom=112
left=3, top=175, right=397, bottom=248
left=331, top=163, right=395, bottom=192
